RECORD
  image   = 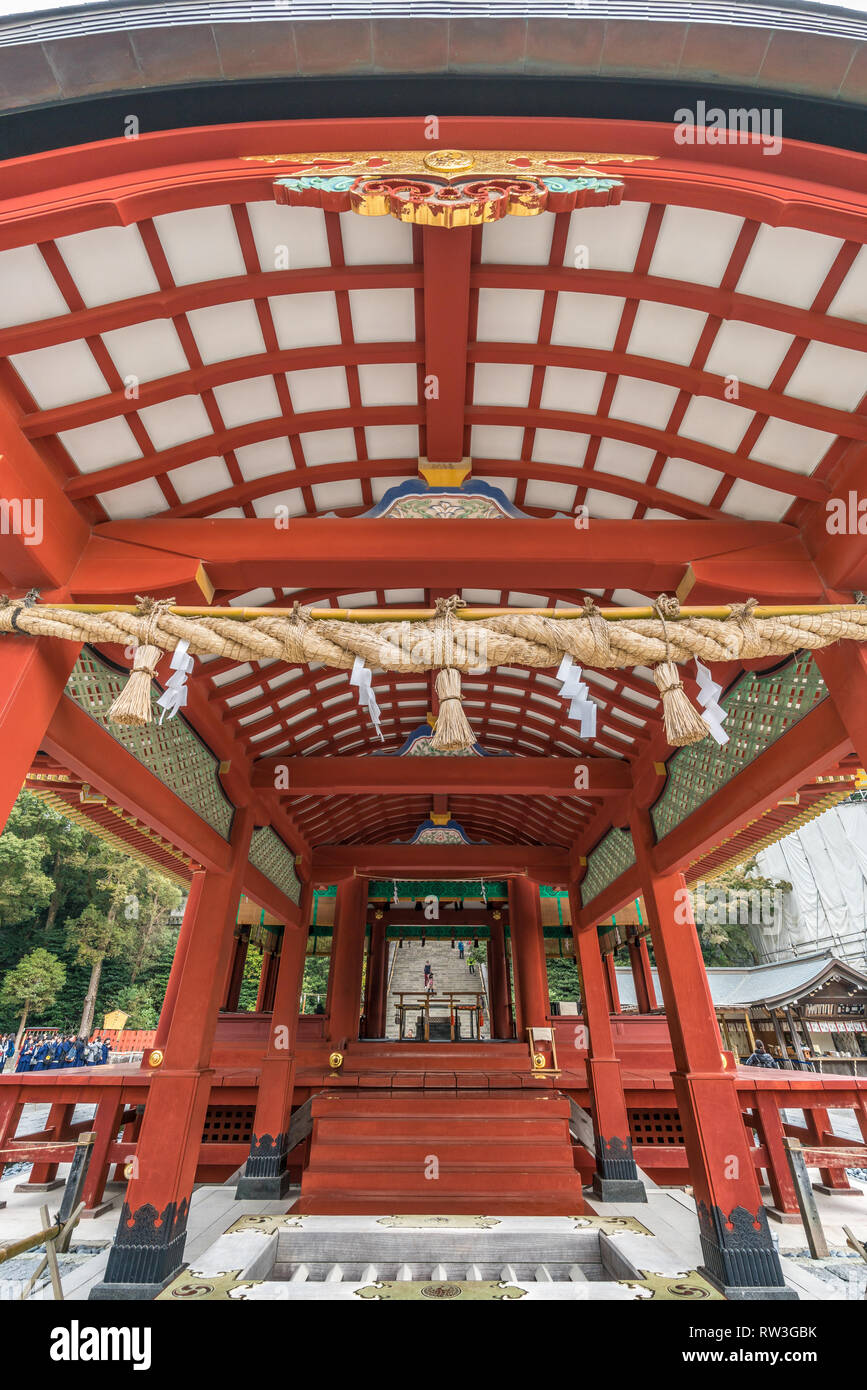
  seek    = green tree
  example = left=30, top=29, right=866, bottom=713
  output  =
left=65, top=852, right=139, bottom=1039
left=302, top=953, right=329, bottom=1012
left=0, top=831, right=54, bottom=928
left=109, top=983, right=158, bottom=1029
left=0, top=947, right=66, bottom=1052
left=693, top=859, right=792, bottom=966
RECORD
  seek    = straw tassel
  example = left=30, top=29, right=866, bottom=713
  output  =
left=108, top=597, right=173, bottom=727
left=431, top=668, right=476, bottom=751
left=653, top=661, right=708, bottom=746
left=652, top=595, right=708, bottom=747
left=430, top=595, right=476, bottom=751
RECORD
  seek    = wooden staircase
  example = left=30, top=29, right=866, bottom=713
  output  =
left=294, top=1090, right=586, bottom=1215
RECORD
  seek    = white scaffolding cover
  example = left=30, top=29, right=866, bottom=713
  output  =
left=753, top=800, right=867, bottom=970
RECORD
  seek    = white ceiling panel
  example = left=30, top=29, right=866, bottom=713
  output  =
left=783, top=340, right=867, bottom=412
left=627, top=301, right=706, bottom=365
left=523, top=478, right=577, bottom=513
left=702, top=319, right=793, bottom=389
left=169, top=456, right=233, bottom=504
left=828, top=244, right=867, bottom=322
left=153, top=205, right=246, bottom=285
left=246, top=201, right=330, bottom=271
left=679, top=395, right=754, bottom=450
left=365, top=424, right=419, bottom=459
left=269, top=291, right=342, bottom=349
left=594, top=438, right=654, bottom=482
left=608, top=377, right=680, bottom=430
left=349, top=288, right=415, bottom=342
left=540, top=366, right=605, bottom=415
left=212, top=375, right=282, bottom=427
left=97, top=477, right=167, bottom=519
left=476, top=288, right=544, bottom=343
left=187, top=301, right=266, bottom=364
left=101, top=319, right=189, bottom=384
left=0, top=245, right=68, bottom=327
left=564, top=201, right=649, bottom=273
left=11, top=340, right=109, bottom=409
left=750, top=417, right=836, bottom=474
left=481, top=211, right=555, bottom=265
left=56, top=224, right=159, bottom=307
left=58, top=416, right=141, bottom=472
left=584, top=488, right=636, bottom=519
left=298, top=426, right=357, bottom=466
left=286, top=365, right=350, bottom=413
left=477, top=473, right=517, bottom=500
left=312, top=478, right=365, bottom=512
left=138, top=394, right=212, bottom=450
left=550, top=292, right=625, bottom=351
left=469, top=425, right=524, bottom=460
left=473, top=361, right=534, bottom=407
left=531, top=428, right=592, bottom=466
left=721, top=478, right=790, bottom=522
left=339, top=211, right=413, bottom=265
left=649, top=205, right=742, bottom=287
left=252, top=488, right=306, bottom=519
left=235, top=436, right=294, bottom=481
left=357, top=362, right=418, bottom=406
left=657, top=457, right=724, bottom=505
left=736, top=225, right=844, bottom=310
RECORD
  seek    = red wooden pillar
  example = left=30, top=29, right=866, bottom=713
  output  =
left=628, top=934, right=656, bottom=1013
left=572, top=905, right=646, bottom=1202
left=80, top=1093, right=125, bottom=1214
left=487, top=912, right=511, bottom=1039
left=237, top=887, right=311, bottom=1199
left=255, top=947, right=275, bottom=1011
left=0, top=638, right=82, bottom=833
left=638, top=934, right=658, bottom=1009
left=803, top=1107, right=856, bottom=1193
left=150, top=872, right=204, bottom=1057
left=365, top=913, right=388, bottom=1038
left=508, top=878, right=549, bottom=1034
left=263, top=947, right=280, bottom=1011
left=753, top=1092, right=800, bottom=1218
left=815, top=643, right=867, bottom=768
left=223, top=926, right=250, bottom=1011
left=91, top=806, right=254, bottom=1300
left=326, top=877, right=367, bottom=1046
left=602, top=951, right=621, bottom=1014
left=20, top=1101, right=74, bottom=1190
left=631, top=807, right=794, bottom=1299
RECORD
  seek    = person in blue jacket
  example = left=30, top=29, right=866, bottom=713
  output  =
left=62, top=1036, right=77, bottom=1067
left=30, top=1039, right=49, bottom=1072
left=47, top=1038, right=64, bottom=1070
left=100, top=1038, right=111, bottom=1065
left=15, top=1043, right=33, bottom=1072
left=74, top=1036, right=87, bottom=1067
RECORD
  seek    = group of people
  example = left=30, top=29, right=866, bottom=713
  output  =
left=1, top=1031, right=112, bottom=1072
left=743, top=1039, right=815, bottom=1071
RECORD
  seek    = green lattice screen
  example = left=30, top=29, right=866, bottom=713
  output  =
left=581, top=827, right=636, bottom=907
left=250, top=827, right=302, bottom=905
left=651, top=653, right=827, bottom=840
left=66, top=649, right=234, bottom=839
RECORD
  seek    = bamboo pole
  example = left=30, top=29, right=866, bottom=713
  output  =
left=31, top=602, right=861, bottom=622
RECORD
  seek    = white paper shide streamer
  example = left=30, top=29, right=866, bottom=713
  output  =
left=556, top=653, right=597, bottom=737
left=694, top=660, right=729, bottom=745
left=350, top=655, right=385, bottom=741
left=156, top=639, right=194, bottom=723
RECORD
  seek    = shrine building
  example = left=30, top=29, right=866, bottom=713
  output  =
left=0, top=0, right=866, bottom=1302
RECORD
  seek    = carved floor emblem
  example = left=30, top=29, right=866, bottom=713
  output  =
left=620, top=1270, right=722, bottom=1300
left=376, top=1214, right=501, bottom=1229
left=356, top=1280, right=525, bottom=1301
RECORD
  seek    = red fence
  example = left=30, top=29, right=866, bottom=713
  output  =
left=92, top=1028, right=156, bottom=1051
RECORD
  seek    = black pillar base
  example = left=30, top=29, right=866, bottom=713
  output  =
left=235, top=1131, right=291, bottom=1201
left=591, top=1175, right=648, bottom=1203
left=89, top=1266, right=185, bottom=1302
left=90, top=1198, right=189, bottom=1300
left=593, top=1135, right=647, bottom=1203
left=698, top=1201, right=798, bottom=1300
left=235, top=1169, right=294, bottom=1200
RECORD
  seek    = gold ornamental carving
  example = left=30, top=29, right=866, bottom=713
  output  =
left=244, top=148, right=656, bottom=229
